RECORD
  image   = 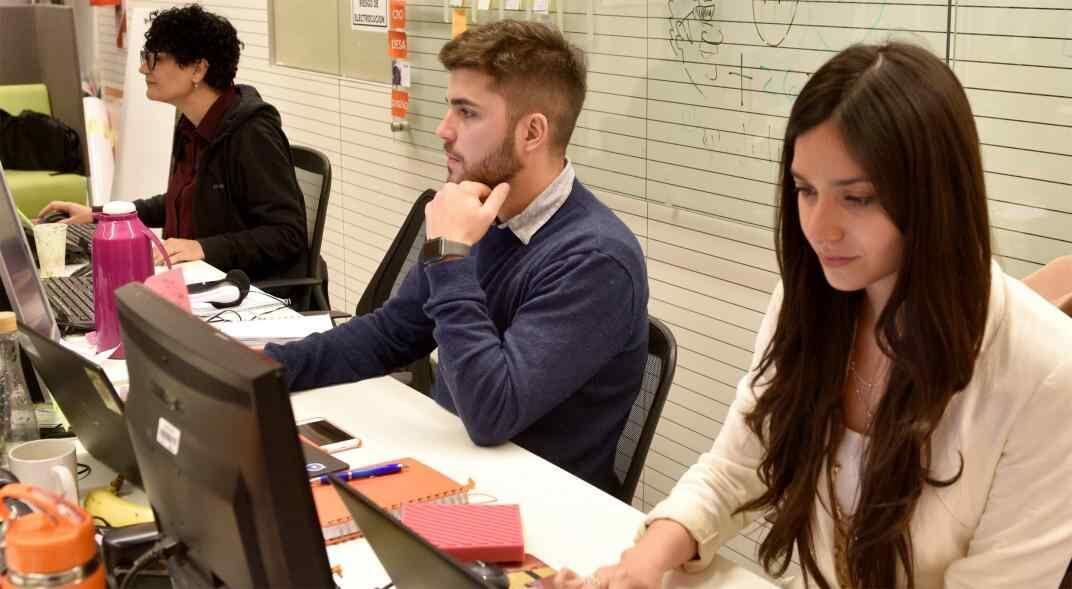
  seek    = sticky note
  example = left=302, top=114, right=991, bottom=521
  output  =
left=452, top=7, right=467, bottom=37
left=389, top=0, right=406, bottom=29
left=388, top=30, right=408, bottom=58
left=391, top=89, right=410, bottom=118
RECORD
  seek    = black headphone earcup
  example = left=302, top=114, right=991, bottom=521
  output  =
left=208, top=269, right=251, bottom=309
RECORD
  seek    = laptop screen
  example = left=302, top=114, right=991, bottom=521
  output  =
left=16, top=321, right=141, bottom=485
left=0, top=163, right=61, bottom=340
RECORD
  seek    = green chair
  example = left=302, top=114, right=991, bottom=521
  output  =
left=0, top=83, right=88, bottom=218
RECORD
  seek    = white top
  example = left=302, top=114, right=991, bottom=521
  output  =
left=645, top=261, right=1072, bottom=588
left=102, top=201, right=136, bottom=215
left=496, top=159, right=574, bottom=244
left=833, top=429, right=867, bottom=516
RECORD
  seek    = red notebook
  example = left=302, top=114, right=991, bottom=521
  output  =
left=401, top=503, right=524, bottom=563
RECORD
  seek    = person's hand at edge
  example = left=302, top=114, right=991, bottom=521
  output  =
left=538, top=519, right=698, bottom=589
left=35, top=201, right=93, bottom=224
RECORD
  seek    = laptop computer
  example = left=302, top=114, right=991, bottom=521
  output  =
left=0, top=162, right=94, bottom=332
left=17, top=320, right=141, bottom=485
left=328, top=475, right=499, bottom=589
left=17, top=321, right=348, bottom=487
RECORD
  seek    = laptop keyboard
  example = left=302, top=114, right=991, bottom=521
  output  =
left=65, top=223, right=95, bottom=259
left=43, top=276, right=94, bottom=326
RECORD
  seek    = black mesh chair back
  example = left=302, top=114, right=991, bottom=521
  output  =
left=254, top=145, right=332, bottom=311
left=354, top=189, right=437, bottom=395
left=614, top=316, right=677, bottom=504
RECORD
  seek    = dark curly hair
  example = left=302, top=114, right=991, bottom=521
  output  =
left=144, top=4, right=243, bottom=90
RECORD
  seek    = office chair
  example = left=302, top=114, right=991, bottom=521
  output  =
left=613, top=316, right=677, bottom=504
left=353, top=188, right=437, bottom=395
left=254, top=145, right=332, bottom=312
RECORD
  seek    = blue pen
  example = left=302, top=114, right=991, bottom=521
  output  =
left=311, top=463, right=405, bottom=486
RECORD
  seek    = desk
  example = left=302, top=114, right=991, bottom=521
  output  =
left=76, top=266, right=775, bottom=589
left=292, top=378, right=776, bottom=589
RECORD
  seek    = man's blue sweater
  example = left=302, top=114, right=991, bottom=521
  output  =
left=265, top=180, right=649, bottom=492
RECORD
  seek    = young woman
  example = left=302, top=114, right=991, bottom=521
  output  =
left=553, top=42, right=1072, bottom=588
left=38, top=5, right=308, bottom=289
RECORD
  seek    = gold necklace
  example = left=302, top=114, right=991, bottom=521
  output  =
left=847, top=323, right=887, bottom=425
left=833, top=320, right=888, bottom=587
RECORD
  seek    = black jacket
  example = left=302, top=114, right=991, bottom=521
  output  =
left=134, top=85, right=308, bottom=284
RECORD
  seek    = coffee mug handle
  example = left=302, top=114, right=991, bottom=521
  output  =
left=50, top=465, right=78, bottom=503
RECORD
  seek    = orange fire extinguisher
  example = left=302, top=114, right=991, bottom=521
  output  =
left=0, top=484, right=104, bottom=589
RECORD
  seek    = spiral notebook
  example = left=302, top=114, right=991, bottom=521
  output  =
left=311, top=457, right=474, bottom=545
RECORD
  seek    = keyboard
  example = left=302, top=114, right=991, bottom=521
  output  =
left=43, top=276, right=94, bottom=329
left=65, top=223, right=95, bottom=261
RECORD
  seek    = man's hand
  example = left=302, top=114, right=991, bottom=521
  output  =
left=155, top=238, right=205, bottom=264
left=424, top=181, right=510, bottom=246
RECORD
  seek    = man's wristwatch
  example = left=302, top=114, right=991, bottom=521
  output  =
left=419, top=237, right=471, bottom=266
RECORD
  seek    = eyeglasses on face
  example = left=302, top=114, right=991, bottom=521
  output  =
left=140, top=49, right=161, bottom=71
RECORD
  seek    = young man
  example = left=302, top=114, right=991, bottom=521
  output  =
left=265, top=20, right=648, bottom=494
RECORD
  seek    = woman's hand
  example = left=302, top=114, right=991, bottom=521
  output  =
left=156, top=238, right=205, bottom=264
left=541, top=557, right=662, bottom=589
left=540, top=519, right=697, bottom=589
left=35, top=201, right=93, bottom=224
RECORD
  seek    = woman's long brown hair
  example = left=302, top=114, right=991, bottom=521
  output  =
left=737, top=43, right=992, bottom=588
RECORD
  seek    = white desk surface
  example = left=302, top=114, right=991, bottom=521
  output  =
left=72, top=261, right=775, bottom=588
left=291, top=378, right=776, bottom=589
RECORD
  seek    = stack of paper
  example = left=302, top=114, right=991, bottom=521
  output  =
left=211, top=314, right=334, bottom=348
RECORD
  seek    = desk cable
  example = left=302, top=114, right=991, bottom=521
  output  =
left=117, top=537, right=182, bottom=589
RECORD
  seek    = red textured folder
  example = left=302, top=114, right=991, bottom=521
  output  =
left=401, top=503, right=524, bottom=563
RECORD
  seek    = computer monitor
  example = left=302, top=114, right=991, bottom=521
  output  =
left=116, top=282, right=334, bottom=588
left=0, top=162, right=61, bottom=341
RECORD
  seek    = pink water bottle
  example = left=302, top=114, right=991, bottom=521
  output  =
left=92, top=201, right=170, bottom=355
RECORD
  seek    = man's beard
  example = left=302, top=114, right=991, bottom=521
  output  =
left=447, top=133, right=521, bottom=186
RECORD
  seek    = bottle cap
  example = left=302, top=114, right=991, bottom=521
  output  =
left=0, top=311, right=16, bottom=333
left=102, top=201, right=136, bottom=215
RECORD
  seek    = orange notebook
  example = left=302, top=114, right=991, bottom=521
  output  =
left=311, top=457, right=474, bottom=545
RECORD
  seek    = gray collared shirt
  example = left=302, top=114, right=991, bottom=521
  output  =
left=497, top=160, right=575, bottom=245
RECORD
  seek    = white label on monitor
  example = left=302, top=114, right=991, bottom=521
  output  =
left=156, top=417, right=181, bottom=455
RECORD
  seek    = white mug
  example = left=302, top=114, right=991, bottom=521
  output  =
left=8, top=439, right=79, bottom=502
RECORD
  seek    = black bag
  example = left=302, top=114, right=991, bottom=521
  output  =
left=0, top=108, right=84, bottom=174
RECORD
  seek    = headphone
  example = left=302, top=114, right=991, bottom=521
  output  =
left=185, top=269, right=251, bottom=309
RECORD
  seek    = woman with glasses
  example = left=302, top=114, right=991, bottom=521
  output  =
left=549, top=42, right=1072, bottom=589
left=38, top=5, right=308, bottom=292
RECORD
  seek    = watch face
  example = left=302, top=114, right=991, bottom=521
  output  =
left=419, top=238, right=470, bottom=266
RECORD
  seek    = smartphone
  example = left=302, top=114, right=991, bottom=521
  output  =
left=297, top=418, right=361, bottom=453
